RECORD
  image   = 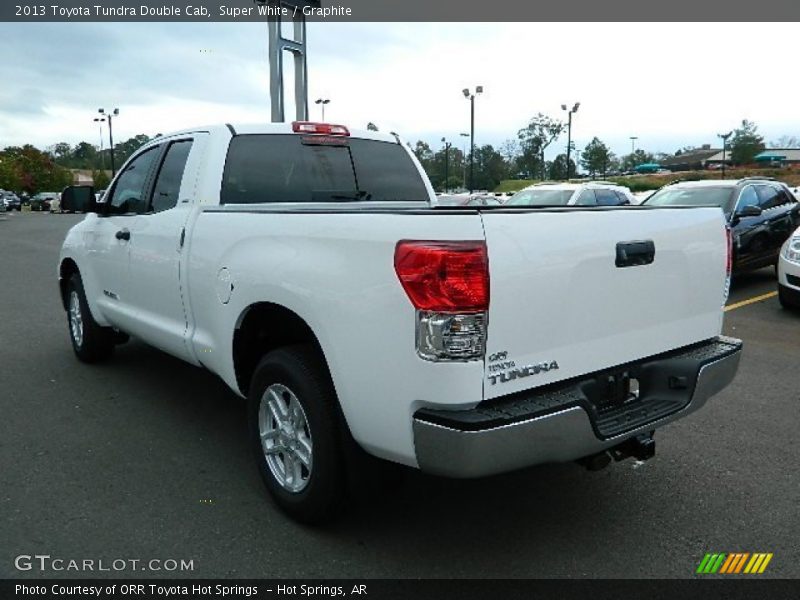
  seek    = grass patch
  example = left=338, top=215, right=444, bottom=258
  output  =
left=495, top=179, right=537, bottom=193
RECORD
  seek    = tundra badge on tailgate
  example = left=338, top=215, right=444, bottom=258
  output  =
left=487, top=351, right=559, bottom=385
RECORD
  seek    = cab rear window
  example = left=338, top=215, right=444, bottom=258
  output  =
left=221, top=135, right=429, bottom=204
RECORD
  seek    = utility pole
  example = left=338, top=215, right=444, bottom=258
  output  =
left=463, top=86, right=483, bottom=192
left=98, top=108, right=119, bottom=176
left=562, top=102, right=580, bottom=180
left=441, top=138, right=451, bottom=193
left=718, top=131, right=732, bottom=179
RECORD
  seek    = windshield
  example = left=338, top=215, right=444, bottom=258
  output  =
left=221, top=135, right=430, bottom=204
left=644, top=186, right=735, bottom=213
left=507, top=189, right=574, bottom=206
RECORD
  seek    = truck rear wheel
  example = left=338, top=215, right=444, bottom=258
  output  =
left=66, top=274, right=115, bottom=363
left=247, top=345, right=346, bottom=524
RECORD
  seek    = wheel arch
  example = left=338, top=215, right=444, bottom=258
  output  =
left=58, top=257, right=80, bottom=311
left=232, top=302, right=332, bottom=399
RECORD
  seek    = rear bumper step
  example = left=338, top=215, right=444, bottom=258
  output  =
left=413, top=336, right=742, bottom=478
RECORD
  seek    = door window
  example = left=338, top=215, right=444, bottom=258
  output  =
left=736, top=186, right=759, bottom=211
left=595, top=189, right=622, bottom=206
left=150, top=140, right=194, bottom=213
left=575, top=189, right=596, bottom=205
left=756, top=185, right=784, bottom=210
left=106, top=147, right=160, bottom=215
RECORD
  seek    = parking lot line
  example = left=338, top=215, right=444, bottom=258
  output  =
left=725, top=291, right=778, bottom=312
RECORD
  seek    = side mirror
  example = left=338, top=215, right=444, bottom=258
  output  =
left=61, top=185, right=98, bottom=214
left=736, top=205, right=763, bottom=219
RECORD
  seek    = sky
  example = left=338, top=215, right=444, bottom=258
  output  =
left=1, top=22, right=799, bottom=161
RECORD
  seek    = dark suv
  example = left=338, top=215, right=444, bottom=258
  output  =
left=642, top=178, right=800, bottom=273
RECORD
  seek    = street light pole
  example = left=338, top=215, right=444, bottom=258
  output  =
left=441, top=138, right=451, bottom=193
left=718, top=131, right=732, bottom=179
left=630, top=136, right=638, bottom=155
left=460, top=132, right=469, bottom=189
left=98, top=108, right=119, bottom=176
left=93, top=117, right=106, bottom=170
left=463, top=86, right=483, bottom=192
left=561, top=102, right=580, bottom=180
left=314, top=98, right=330, bottom=121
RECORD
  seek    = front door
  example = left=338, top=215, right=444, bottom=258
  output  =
left=86, top=145, right=161, bottom=331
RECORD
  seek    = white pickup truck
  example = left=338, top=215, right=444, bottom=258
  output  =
left=58, top=121, right=742, bottom=523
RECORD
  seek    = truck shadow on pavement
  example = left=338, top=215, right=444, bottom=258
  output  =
left=100, top=338, right=704, bottom=578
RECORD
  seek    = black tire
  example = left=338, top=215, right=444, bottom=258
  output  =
left=778, top=285, right=799, bottom=310
left=247, top=345, right=346, bottom=524
left=66, top=273, right=115, bottom=363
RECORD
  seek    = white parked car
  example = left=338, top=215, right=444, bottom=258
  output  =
left=778, top=226, right=800, bottom=309
left=507, top=181, right=635, bottom=207
left=57, top=121, right=741, bottom=523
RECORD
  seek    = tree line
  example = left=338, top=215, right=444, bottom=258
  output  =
left=410, top=117, right=775, bottom=191
left=0, top=134, right=154, bottom=194
left=0, top=118, right=782, bottom=196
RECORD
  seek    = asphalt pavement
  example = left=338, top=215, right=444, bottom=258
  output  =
left=1, top=211, right=798, bottom=579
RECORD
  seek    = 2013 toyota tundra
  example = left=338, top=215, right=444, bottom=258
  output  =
left=58, top=121, right=742, bottom=522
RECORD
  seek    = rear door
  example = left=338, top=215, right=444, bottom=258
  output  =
left=480, top=207, right=727, bottom=399
left=756, top=184, right=797, bottom=261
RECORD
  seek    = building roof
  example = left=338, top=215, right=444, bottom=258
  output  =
left=754, top=148, right=800, bottom=161
left=659, top=148, right=721, bottom=167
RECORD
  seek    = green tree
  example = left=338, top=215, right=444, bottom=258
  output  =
left=548, top=154, right=576, bottom=180
left=580, top=137, right=614, bottom=178
left=729, top=120, right=765, bottom=165
left=0, top=145, right=73, bottom=194
left=621, top=149, right=655, bottom=170
left=92, top=169, right=111, bottom=190
left=518, top=114, right=564, bottom=180
left=471, top=144, right=508, bottom=191
left=113, top=134, right=152, bottom=167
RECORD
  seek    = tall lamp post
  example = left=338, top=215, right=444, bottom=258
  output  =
left=630, top=136, right=638, bottom=155
left=314, top=98, right=330, bottom=121
left=462, top=86, right=483, bottom=192
left=440, top=137, right=451, bottom=193
left=93, top=117, right=106, bottom=170
left=561, top=102, right=580, bottom=180
left=98, top=108, right=119, bottom=176
left=718, top=131, right=732, bottom=179
left=459, top=132, right=469, bottom=189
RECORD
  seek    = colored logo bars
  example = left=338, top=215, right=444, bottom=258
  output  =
left=696, top=552, right=773, bottom=574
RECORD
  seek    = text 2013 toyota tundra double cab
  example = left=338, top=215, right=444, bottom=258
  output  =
left=58, top=122, right=742, bottom=523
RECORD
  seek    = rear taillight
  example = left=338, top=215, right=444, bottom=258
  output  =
left=724, top=226, right=733, bottom=303
left=394, top=241, right=489, bottom=312
left=292, top=121, right=350, bottom=136
left=394, top=241, right=489, bottom=361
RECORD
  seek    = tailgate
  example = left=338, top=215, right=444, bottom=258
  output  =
left=481, top=207, right=727, bottom=400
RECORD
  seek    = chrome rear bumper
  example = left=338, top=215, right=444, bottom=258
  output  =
left=413, top=336, right=742, bottom=478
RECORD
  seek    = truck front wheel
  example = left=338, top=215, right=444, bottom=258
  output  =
left=66, top=274, right=115, bottom=363
left=247, top=345, right=346, bottom=524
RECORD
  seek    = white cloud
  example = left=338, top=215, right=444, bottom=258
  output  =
left=1, top=21, right=799, bottom=159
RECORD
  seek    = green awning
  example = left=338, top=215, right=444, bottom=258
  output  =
left=755, top=152, right=786, bottom=161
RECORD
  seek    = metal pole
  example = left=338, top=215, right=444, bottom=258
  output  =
left=444, top=142, right=449, bottom=193
left=321, top=103, right=325, bottom=121
left=108, top=114, right=116, bottom=176
left=565, top=112, right=572, bottom=180
left=469, top=95, right=475, bottom=193
left=722, top=142, right=726, bottom=179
